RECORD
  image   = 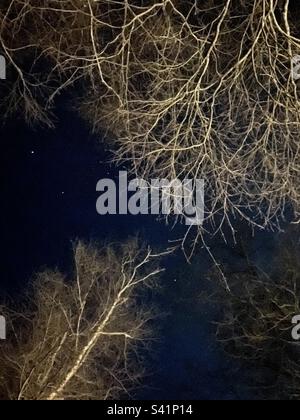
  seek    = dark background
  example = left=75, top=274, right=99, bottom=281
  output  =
left=0, top=99, right=279, bottom=400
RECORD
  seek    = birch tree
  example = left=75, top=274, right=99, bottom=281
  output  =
left=0, top=239, right=164, bottom=400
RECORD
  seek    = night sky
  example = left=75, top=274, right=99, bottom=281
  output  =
left=0, top=96, right=280, bottom=400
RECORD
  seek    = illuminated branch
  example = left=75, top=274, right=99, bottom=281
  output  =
left=0, top=240, right=164, bottom=400
left=1, top=1, right=300, bottom=252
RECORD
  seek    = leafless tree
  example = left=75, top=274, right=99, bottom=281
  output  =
left=210, top=226, right=300, bottom=399
left=1, top=1, right=300, bottom=250
left=0, top=239, right=164, bottom=400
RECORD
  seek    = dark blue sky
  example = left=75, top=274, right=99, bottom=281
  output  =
left=0, top=99, right=278, bottom=400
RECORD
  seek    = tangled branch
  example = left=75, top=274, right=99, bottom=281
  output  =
left=1, top=0, right=300, bottom=248
left=0, top=239, right=163, bottom=400
left=211, top=226, right=300, bottom=399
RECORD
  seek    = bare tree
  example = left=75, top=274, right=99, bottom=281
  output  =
left=1, top=1, right=300, bottom=248
left=86, top=0, right=300, bottom=246
left=0, top=239, right=164, bottom=400
left=210, top=226, right=300, bottom=400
